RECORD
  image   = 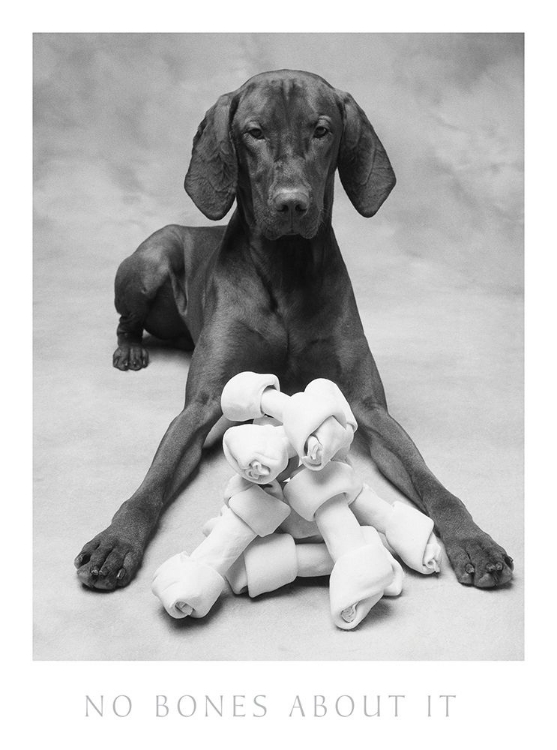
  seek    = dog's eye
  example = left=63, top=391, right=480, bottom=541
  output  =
left=248, top=128, right=264, bottom=140
left=313, top=125, right=329, bottom=139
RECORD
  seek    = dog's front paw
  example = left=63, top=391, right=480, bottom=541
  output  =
left=113, top=343, right=149, bottom=371
left=444, top=528, right=514, bottom=588
left=74, top=527, right=143, bottom=590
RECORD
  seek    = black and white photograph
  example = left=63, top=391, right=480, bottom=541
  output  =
left=32, top=31, right=524, bottom=663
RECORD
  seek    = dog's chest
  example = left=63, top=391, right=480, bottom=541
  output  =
left=260, top=283, right=342, bottom=364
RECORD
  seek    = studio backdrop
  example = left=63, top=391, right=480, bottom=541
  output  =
left=33, top=33, right=523, bottom=661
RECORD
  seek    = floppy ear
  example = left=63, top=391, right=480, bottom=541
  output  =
left=184, top=93, right=237, bottom=220
left=337, top=91, right=396, bottom=217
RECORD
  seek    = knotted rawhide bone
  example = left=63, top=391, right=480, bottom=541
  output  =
left=220, top=371, right=281, bottom=422
left=222, top=422, right=297, bottom=484
left=202, top=527, right=403, bottom=600
left=220, top=372, right=357, bottom=470
left=151, top=480, right=290, bottom=619
left=283, top=461, right=401, bottom=630
left=280, top=379, right=357, bottom=469
left=351, top=484, right=441, bottom=574
left=200, top=525, right=334, bottom=596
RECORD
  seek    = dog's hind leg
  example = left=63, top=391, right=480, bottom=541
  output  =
left=113, top=226, right=191, bottom=371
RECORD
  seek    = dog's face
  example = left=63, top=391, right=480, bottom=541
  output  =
left=231, top=72, right=343, bottom=240
left=185, top=70, right=396, bottom=240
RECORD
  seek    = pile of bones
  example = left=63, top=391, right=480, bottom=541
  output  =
left=152, top=372, right=441, bottom=630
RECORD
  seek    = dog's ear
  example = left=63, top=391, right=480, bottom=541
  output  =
left=337, top=92, right=396, bottom=217
left=184, top=93, right=237, bottom=220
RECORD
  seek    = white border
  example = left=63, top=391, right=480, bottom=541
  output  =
left=9, top=1, right=554, bottom=746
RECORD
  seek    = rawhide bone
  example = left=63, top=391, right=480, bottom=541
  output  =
left=351, top=484, right=441, bottom=574
left=283, top=460, right=403, bottom=630
left=201, top=523, right=403, bottom=602
left=222, top=421, right=297, bottom=484
left=151, top=478, right=290, bottom=619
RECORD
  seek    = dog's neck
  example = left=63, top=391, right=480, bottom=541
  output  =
left=225, top=206, right=343, bottom=290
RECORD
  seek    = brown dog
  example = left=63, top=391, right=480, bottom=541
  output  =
left=74, top=70, right=513, bottom=591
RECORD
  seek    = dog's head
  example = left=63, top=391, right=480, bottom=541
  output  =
left=185, top=70, right=396, bottom=240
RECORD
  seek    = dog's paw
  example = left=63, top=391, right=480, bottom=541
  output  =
left=113, top=343, right=149, bottom=371
left=74, top=528, right=142, bottom=590
left=444, top=529, right=514, bottom=588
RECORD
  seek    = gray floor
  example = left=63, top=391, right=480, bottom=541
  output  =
left=33, top=33, right=523, bottom=661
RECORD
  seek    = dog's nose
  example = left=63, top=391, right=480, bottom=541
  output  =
left=273, top=189, right=309, bottom=215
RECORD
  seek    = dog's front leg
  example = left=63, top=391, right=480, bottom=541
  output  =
left=350, top=396, right=514, bottom=589
left=74, top=394, right=221, bottom=590
left=74, top=312, right=281, bottom=591
left=74, top=319, right=243, bottom=591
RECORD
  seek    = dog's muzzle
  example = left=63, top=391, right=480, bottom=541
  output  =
left=267, top=188, right=319, bottom=238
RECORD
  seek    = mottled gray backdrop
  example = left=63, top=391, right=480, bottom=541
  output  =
left=34, top=34, right=523, bottom=660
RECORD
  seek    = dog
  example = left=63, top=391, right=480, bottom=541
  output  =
left=74, top=69, right=513, bottom=591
